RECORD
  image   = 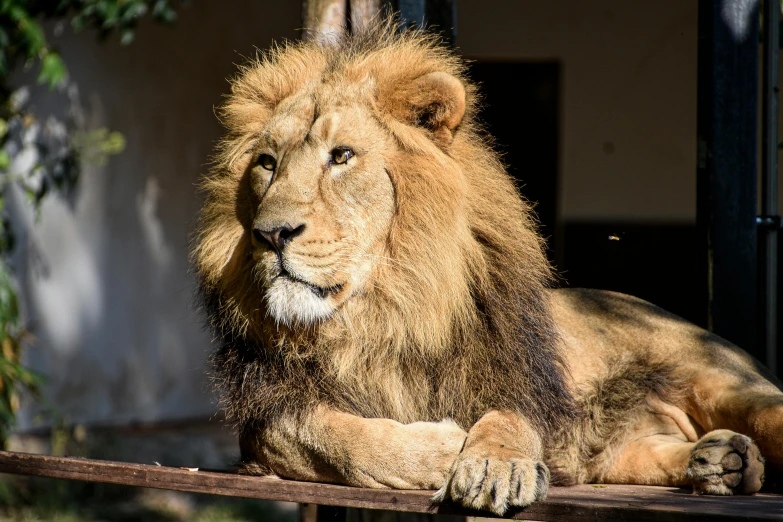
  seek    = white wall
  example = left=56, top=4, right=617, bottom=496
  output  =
left=12, top=1, right=300, bottom=428
left=458, top=0, right=699, bottom=222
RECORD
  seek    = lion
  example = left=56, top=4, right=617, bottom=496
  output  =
left=192, top=22, right=779, bottom=516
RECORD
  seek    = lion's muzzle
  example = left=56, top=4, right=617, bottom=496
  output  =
left=252, top=222, right=306, bottom=252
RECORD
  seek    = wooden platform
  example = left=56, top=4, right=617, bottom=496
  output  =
left=1, top=450, right=782, bottom=521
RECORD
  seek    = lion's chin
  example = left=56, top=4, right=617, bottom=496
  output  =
left=265, top=276, right=337, bottom=326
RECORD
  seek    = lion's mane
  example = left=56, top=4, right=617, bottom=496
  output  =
left=192, top=23, right=575, bottom=443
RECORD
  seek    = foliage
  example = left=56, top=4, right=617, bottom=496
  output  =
left=0, top=247, right=43, bottom=444
left=0, top=0, right=181, bottom=88
left=0, top=0, right=182, bottom=447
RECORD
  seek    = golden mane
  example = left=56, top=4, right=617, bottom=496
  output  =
left=192, top=21, right=574, bottom=438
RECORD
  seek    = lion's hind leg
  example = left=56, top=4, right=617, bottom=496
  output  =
left=564, top=373, right=765, bottom=494
left=603, top=428, right=765, bottom=495
left=687, top=362, right=783, bottom=470
left=602, top=433, right=693, bottom=486
left=599, top=400, right=698, bottom=487
left=686, top=430, right=764, bottom=495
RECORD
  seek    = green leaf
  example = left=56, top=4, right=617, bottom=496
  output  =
left=71, top=14, right=86, bottom=32
left=122, top=3, right=148, bottom=21
left=0, top=26, right=10, bottom=48
left=9, top=7, right=47, bottom=58
left=153, top=1, right=177, bottom=23
left=0, top=150, right=9, bottom=170
left=72, top=128, right=126, bottom=165
left=120, top=29, right=134, bottom=45
left=101, top=3, right=120, bottom=28
left=37, top=52, right=67, bottom=90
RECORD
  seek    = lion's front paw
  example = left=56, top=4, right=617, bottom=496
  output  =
left=432, top=450, right=549, bottom=515
left=686, top=429, right=764, bottom=495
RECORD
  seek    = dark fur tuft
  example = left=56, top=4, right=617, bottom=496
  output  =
left=547, top=356, right=686, bottom=485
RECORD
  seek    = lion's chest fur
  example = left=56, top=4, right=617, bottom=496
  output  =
left=326, top=353, right=437, bottom=424
left=214, top=332, right=489, bottom=429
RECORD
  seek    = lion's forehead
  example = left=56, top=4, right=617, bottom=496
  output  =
left=264, top=91, right=315, bottom=148
left=262, top=81, right=374, bottom=149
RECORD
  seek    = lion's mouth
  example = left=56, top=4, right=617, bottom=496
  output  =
left=277, top=269, right=344, bottom=299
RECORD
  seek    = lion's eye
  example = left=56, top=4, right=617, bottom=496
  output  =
left=258, top=154, right=276, bottom=171
left=331, top=147, right=354, bottom=165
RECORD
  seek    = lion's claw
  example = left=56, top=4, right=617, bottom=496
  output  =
left=433, top=453, right=549, bottom=515
left=686, top=429, right=764, bottom=495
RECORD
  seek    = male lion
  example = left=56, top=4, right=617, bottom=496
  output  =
left=193, top=24, right=778, bottom=515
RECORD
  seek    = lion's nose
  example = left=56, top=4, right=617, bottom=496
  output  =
left=253, top=223, right=305, bottom=252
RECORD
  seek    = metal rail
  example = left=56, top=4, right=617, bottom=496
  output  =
left=759, top=0, right=780, bottom=374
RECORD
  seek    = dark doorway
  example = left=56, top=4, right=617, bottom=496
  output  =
left=561, top=223, right=705, bottom=327
left=468, top=61, right=705, bottom=328
left=468, top=61, right=560, bottom=263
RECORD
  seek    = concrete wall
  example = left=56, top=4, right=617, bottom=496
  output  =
left=11, top=1, right=702, bottom=428
left=458, top=0, right=699, bottom=223
left=12, top=1, right=300, bottom=428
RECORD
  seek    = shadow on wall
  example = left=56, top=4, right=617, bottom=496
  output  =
left=7, top=1, right=301, bottom=430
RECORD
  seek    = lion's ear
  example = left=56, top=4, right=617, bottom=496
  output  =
left=392, top=71, right=466, bottom=144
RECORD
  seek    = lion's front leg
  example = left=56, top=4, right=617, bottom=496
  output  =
left=434, top=411, right=549, bottom=515
left=240, top=405, right=467, bottom=490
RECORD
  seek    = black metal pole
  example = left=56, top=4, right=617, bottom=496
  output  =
left=696, top=0, right=760, bottom=358
left=759, top=0, right=780, bottom=374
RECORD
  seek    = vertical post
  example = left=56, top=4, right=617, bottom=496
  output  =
left=316, top=506, right=348, bottom=521
left=299, top=503, right=318, bottom=522
left=393, top=0, right=457, bottom=45
left=350, top=0, right=382, bottom=33
left=397, top=0, right=426, bottom=25
left=696, top=0, right=760, bottom=357
left=759, top=0, right=780, bottom=374
left=301, top=0, right=348, bottom=43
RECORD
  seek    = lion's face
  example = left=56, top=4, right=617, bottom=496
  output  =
left=196, top=35, right=486, bottom=341
left=244, top=82, right=395, bottom=325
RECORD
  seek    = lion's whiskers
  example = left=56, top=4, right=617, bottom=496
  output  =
left=329, top=250, right=417, bottom=274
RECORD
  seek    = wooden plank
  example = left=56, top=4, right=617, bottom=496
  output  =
left=0, top=451, right=782, bottom=521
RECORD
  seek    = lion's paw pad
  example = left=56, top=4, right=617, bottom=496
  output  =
left=433, top=455, right=549, bottom=515
left=686, top=430, right=764, bottom=495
